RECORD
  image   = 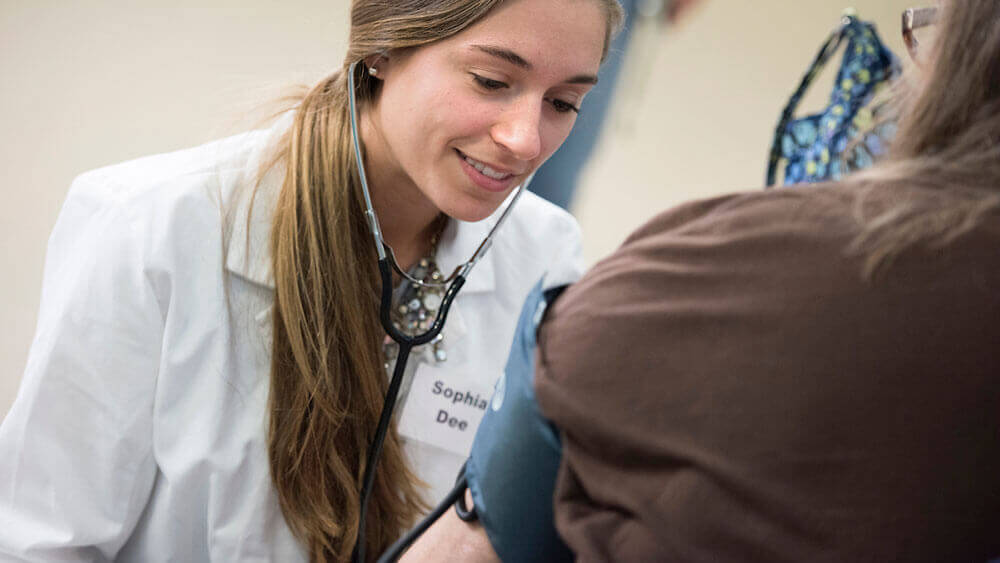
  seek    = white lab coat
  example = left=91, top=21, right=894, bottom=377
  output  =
left=0, top=121, right=583, bottom=562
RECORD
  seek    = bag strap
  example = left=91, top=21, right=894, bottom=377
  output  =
left=765, top=13, right=856, bottom=187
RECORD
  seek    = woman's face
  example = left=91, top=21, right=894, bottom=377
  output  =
left=364, top=0, right=607, bottom=222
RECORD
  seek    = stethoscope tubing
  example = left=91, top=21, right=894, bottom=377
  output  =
left=345, top=59, right=526, bottom=562
left=353, top=259, right=465, bottom=563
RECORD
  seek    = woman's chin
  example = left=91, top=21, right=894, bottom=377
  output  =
left=438, top=195, right=509, bottom=223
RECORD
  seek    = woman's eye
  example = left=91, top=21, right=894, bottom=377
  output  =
left=472, top=74, right=508, bottom=91
left=549, top=98, right=580, bottom=114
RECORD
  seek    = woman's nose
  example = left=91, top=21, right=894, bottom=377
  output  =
left=490, top=99, right=543, bottom=161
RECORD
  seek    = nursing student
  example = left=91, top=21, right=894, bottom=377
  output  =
left=0, top=1, right=625, bottom=561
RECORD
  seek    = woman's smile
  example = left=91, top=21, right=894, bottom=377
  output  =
left=455, top=149, right=523, bottom=192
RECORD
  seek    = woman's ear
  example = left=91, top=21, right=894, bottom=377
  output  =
left=364, top=52, right=390, bottom=79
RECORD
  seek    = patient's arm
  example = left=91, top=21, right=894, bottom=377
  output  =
left=399, top=493, right=499, bottom=563
left=404, top=281, right=572, bottom=562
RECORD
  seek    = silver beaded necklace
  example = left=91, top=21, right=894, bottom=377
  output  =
left=382, top=216, right=449, bottom=371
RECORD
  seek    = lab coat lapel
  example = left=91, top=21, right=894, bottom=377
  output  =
left=432, top=204, right=506, bottom=349
left=435, top=225, right=493, bottom=296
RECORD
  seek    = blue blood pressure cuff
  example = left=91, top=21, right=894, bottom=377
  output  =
left=461, top=279, right=572, bottom=562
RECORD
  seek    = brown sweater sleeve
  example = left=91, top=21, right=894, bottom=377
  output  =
left=534, top=186, right=1000, bottom=562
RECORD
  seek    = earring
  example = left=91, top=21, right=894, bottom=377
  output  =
left=368, top=66, right=378, bottom=77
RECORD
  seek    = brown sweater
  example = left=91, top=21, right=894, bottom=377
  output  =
left=535, top=184, right=1000, bottom=562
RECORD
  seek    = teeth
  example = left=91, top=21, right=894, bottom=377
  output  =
left=463, top=154, right=510, bottom=180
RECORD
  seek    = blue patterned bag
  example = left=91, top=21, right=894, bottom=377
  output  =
left=767, top=11, right=901, bottom=187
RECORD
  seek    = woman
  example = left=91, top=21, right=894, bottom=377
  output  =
left=0, top=0, right=623, bottom=561
left=404, top=1, right=1000, bottom=561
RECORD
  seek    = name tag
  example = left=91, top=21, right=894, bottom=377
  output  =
left=398, top=363, right=493, bottom=457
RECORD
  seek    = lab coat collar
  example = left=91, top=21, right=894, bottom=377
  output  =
left=224, top=160, right=281, bottom=289
left=224, top=129, right=501, bottom=296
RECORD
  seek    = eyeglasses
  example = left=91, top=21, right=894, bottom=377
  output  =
left=902, top=7, right=939, bottom=64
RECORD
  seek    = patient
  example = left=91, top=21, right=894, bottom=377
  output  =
left=399, top=1, right=1000, bottom=561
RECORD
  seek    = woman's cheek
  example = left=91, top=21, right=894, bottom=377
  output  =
left=449, top=97, right=502, bottom=137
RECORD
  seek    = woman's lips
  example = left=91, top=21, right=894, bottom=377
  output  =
left=456, top=149, right=520, bottom=193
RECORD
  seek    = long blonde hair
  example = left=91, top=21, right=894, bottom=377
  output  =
left=847, top=0, right=1000, bottom=274
left=265, top=1, right=624, bottom=560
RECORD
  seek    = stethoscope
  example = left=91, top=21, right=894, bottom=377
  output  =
left=346, top=61, right=529, bottom=563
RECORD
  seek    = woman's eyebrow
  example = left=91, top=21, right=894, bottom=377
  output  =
left=472, top=44, right=532, bottom=69
left=470, top=44, right=599, bottom=85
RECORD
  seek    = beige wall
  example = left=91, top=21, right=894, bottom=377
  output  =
left=1, top=1, right=913, bottom=418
